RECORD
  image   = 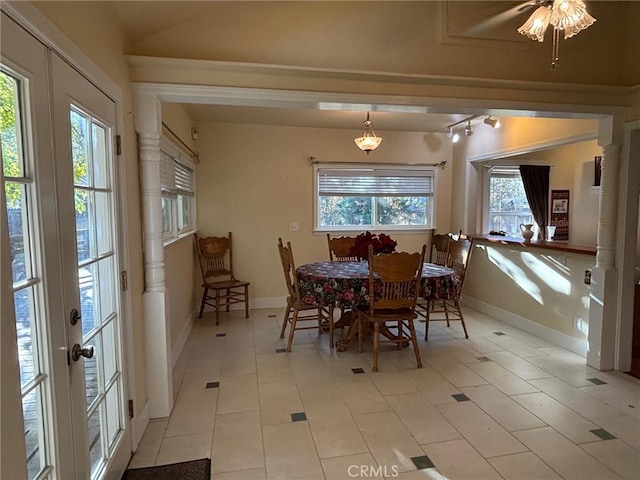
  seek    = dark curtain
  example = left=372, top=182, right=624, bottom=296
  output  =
left=519, top=165, right=550, bottom=240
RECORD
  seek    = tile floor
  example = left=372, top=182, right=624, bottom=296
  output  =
left=128, top=307, right=640, bottom=480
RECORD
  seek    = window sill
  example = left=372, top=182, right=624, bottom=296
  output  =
left=314, top=229, right=431, bottom=236
left=163, top=230, right=195, bottom=249
left=468, top=234, right=596, bottom=256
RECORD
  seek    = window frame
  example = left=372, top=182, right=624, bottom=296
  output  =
left=160, top=135, right=196, bottom=243
left=313, top=163, right=436, bottom=233
left=483, top=165, right=535, bottom=236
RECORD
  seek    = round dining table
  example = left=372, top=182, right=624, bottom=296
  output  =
left=296, top=260, right=458, bottom=309
left=296, top=260, right=458, bottom=351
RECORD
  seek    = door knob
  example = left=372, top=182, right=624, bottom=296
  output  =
left=71, top=343, right=94, bottom=362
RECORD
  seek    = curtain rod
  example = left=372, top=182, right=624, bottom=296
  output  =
left=162, top=122, right=199, bottom=163
left=308, top=157, right=447, bottom=169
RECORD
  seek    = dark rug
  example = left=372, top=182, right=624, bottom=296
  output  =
left=121, top=458, right=210, bottom=480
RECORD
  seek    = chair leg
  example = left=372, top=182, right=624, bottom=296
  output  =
left=424, top=300, right=432, bottom=341
left=456, top=300, right=469, bottom=338
left=199, top=288, right=208, bottom=319
left=244, top=285, right=250, bottom=318
left=408, top=319, right=423, bottom=369
left=215, top=289, right=221, bottom=326
left=280, top=304, right=291, bottom=339
left=287, top=308, right=299, bottom=352
left=373, top=321, right=380, bottom=372
left=357, top=312, right=364, bottom=353
left=329, top=306, right=335, bottom=348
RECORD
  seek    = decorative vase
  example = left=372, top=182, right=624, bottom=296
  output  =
left=520, top=223, right=534, bottom=242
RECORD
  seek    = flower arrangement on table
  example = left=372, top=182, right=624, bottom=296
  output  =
left=349, top=231, right=397, bottom=260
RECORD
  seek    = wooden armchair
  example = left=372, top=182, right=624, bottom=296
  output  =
left=327, top=234, right=359, bottom=262
left=278, top=238, right=332, bottom=351
left=359, top=244, right=426, bottom=372
left=195, top=232, right=250, bottom=325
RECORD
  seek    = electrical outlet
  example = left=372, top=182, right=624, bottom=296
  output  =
left=289, top=222, right=299, bottom=232
left=573, top=315, right=585, bottom=331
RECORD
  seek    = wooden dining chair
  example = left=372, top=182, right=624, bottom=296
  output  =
left=277, top=238, right=332, bottom=351
left=421, top=237, right=474, bottom=341
left=195, top=232, right=250, bottom=325
left=358, top=244, right=426, bottom=372
left=327, top=234, right=359, bottom=262
left=429, top=232, right=451, bottom=266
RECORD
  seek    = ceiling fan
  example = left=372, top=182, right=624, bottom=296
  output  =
left=470, top=0, right=597, bottom=68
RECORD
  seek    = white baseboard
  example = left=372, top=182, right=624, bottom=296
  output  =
left=463, top=296, right=587, bottom=357
left=172, top=313, right=194, bottom=368
left=131, top=400, right=150, bottom=451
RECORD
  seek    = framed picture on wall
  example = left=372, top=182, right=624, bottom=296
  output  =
left=550, top=189, right=570, bottom=241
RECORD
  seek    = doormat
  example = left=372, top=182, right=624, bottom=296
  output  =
left=121, top=458, right=210, bottom=480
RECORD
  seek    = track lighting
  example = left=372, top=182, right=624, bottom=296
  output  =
left=483, top=116, right=501, bottom=128
left=464, top=121, right=474, bottom=136
left=446, top=127, right=460, bottom=143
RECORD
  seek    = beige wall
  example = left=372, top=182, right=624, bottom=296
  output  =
left=465, top=241, right=593, bottom=345
left=194, top=122, right=453, bottom=303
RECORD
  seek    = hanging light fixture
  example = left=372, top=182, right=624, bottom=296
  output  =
left=354, top=112, right=382, bottom=154
left=464, top=121, right=474, bottom=136
left=484, top=116, right=501, bottom=128
left=517, top=0, right=596, bottom=69
left=446, top=127, right=460, bottom=143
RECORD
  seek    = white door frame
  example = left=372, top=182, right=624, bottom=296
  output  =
left=1, top=0, right=141, bottom=456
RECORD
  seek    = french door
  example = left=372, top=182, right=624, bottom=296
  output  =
left=1, top=13, right=130, bottom=480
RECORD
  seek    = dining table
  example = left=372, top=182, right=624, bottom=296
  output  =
left=296, top=260, right=458, bottom=350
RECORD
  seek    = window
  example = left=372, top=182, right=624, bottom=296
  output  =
left=160, top=136, right=196, bottom=241
left=487, top=167, right=534, bottom=236
left=314, top=164, right=435, bottom=231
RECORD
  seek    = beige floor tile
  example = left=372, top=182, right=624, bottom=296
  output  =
left=263, top=422, right=325, bottom=480
left=386, top=392, right=462, bottom=445
left=424, top=356, right=489, bottom=388
left=530, top=377, right=623, bottom=420
left=155, top=431, right=212, bottom=466
left=219, top=348, right=257, bottom=378
left=178, top=361, right=223, bottom=392
left=165, top=389, right=218, bottom=437
left=297, top=373, right=343, bottom=406
left=353, top=410, right=425, bottom=473
left=368, top=370, right=418, bottom=396
left=581, top=380, right=640, bottom=421
left=305, top=401, right=369, bottom=459
left=436, top=401, right=527, bottom=458
left=211, top=410, right=264, bottom=474
left=393, top=469, right=445, bottom=480
left=334, top=375, right=390, bottom=415
left=512, top=392, right=602, bottom=443
left=526, top=355, right=594, bottom=387
left=514, top=427, right=622, bottom=480
left=216, top=373, right=259, bottom=414
left=258, top=380, right=303, bottom=425
left=486, top=350, right=554, bottom=380
left=579, top=439, right=640, bottom=480
left=211, top=467, right=266, bottom=480
left=256, top=352, right=295, bottom=384
left=591, top=414, right=640, bottom=450
left=467, top=361, right=540, bottom=395
left=321, top=453, right=384, bottom=480
left=403, top=367, right=461, bottom=405
left=488, top=451, right=563, bottom=480
left=127, top=419, right=167, bottom=468
left=483, top=334, right=544, bottom=358
left=420, top=439, right=503, bottom=479
left=461, top=384, right=546, bottom=432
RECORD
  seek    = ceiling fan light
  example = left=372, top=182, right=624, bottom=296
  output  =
left=354, top=112, right=382, bottom=154
left=517, top=5, right=551, bottom=42
left=550, top=0, right=596, bottom=39
left=484, top=116, right=501, bottom=128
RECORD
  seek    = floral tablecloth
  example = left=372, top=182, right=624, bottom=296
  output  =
left=296, top=261, right=458, bottom=308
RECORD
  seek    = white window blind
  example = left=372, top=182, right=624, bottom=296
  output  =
left=160, top=150, right=194, bottom=197
left=318, top=168, right=433, bottom=196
